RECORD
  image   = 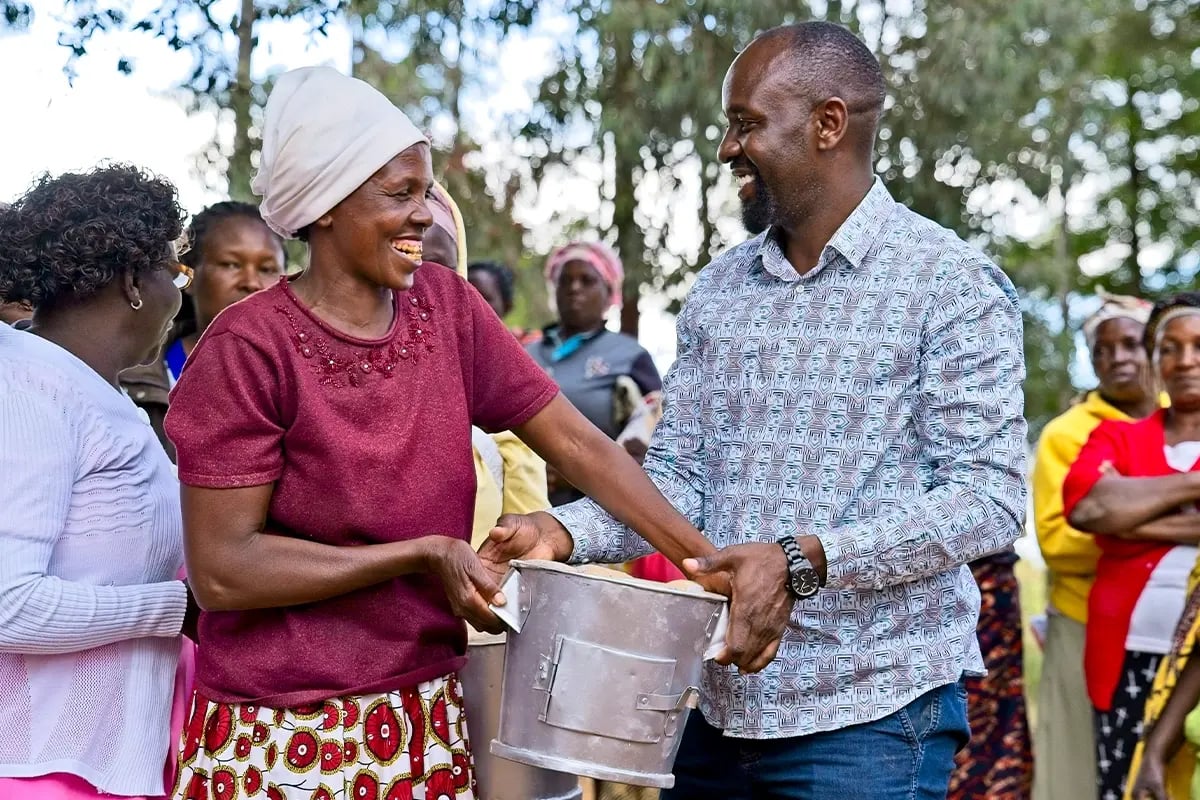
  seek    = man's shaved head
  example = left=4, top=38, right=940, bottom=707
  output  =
left=754, top=22, right=887, bottom=142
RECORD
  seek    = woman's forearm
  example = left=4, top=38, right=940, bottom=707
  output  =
left=1124, top=513, right=1200, bottom=544
left=1143, top=651, right=1200, bottom=763
left=183, top=484, right=436, bottom=611
left=1070, top=473, right=1200, bottom=533
left=0, top=577, right=187, bottom=654
left=516, top=394, right=716, bottom=567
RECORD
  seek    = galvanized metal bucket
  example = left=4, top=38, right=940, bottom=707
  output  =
left=462, top=629, right=583, bottom=800
left=488, top=560, right=727, bottom=789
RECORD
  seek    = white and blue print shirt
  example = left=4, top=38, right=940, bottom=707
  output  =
left=553, top=179, right=1028, bottom=739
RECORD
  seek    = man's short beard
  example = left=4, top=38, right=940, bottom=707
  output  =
left=739, top=174, right=776, bottom=234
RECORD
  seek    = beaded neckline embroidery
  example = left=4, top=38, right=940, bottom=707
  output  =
left=274, top=293, right=436, bottom=388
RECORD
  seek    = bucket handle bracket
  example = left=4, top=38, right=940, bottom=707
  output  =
left=635, top=687, right=698, bottom=713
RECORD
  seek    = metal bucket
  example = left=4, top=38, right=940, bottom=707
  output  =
left=489, top=560, right=727, bottom=789
left=462, top=629, right=583, bottom=800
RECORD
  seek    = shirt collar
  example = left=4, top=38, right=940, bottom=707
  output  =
left=754, top=177, right=896, bottom=282
left=542, top=324, right=604, bottom=349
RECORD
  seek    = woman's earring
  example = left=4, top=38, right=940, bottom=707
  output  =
left=130, top=298, right=143, bottom=311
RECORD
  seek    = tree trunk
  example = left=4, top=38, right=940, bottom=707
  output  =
left=1127, top=103, right=1144, bottom=295
left=607, top=31, right=643, bottom=338
left=227, top=0, right=256, bottom=201
left=348, top=0, right=367, bottom=78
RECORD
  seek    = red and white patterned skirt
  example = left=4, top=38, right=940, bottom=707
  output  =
left=172, top=674, right=476, bottom=800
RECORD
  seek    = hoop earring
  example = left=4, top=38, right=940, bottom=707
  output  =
left=130, top=298, right=143, bottom=311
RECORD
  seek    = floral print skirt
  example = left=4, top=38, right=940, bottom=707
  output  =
left=172, top=674, right=476, bottom=800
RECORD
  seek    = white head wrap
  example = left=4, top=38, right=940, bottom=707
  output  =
left=251, top=67, right=427, bottom=239
left=1082, top=289, right=1152, bottom=351
left=1152, top=307, right=1200, bottom=365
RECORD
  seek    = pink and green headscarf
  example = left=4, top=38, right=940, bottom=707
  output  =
left=544, top=241, right=624, bottom=308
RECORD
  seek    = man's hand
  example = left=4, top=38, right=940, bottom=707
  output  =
left=684, top=542, right=796, bottom=673
left=477, top=511, right=575, bottom=586
left=622, top=438, right=649, bottom=464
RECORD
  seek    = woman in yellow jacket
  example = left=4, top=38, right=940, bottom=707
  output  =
left=1032, top=291, right=1157, bottom=800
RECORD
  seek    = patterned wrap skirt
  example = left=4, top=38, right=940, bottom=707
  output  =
left=172, top=674, right=476, bottom=800
left=947, top=555, right=1034, bottom=800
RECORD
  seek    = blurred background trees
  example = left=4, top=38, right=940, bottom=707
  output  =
left=17, top=0, right=1200, bottom=435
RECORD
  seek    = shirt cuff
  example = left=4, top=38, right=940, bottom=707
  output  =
left=548, top=498, right=653, bottom=565
left=812, top=528, right=858, bottom=591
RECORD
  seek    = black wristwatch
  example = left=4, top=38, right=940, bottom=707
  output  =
left=779, top=535, right=821, bottom=599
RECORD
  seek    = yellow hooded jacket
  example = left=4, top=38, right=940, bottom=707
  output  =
left=1031, top=391, right=1136, bottom=623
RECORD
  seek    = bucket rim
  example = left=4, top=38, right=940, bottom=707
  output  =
left=508, top=559, right=729, bottom=603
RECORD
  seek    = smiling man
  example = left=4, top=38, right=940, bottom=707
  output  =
left=483, top=21, right=1027, bottom=799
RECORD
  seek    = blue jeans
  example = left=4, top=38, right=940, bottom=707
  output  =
left=662, top=682, right=970, bottom=800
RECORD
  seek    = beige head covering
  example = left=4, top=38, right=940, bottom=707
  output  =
left=428, top=182, right=468, bottom=277
left=1082, top=289, right=1152, bottom=351
left=251, top=67, right=427, bottom=239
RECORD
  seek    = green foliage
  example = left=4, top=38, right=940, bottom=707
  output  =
left=38, top=0, right=1200, bottom=436
left=56, top=1, right=345, bottom=199
left=1, top=1, right=31, bottom=31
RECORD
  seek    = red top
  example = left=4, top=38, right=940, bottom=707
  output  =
left=166, top=267, right=559, bottom=707
left=1062, top=409, right=1189, bottom=710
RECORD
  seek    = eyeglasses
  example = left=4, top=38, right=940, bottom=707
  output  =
left=170, top=262, right=194, bottom=291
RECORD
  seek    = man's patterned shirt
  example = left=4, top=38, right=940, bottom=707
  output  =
left=553, top=179, right=1028, bottom=739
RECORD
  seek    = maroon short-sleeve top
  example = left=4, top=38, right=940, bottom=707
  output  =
left=166, top=266, right=559, bottom=706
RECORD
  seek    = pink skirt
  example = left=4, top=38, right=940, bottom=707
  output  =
left=0, top=639, right=196, bottom=799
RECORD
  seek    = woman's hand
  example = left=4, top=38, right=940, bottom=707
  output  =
left=425, top=537, right=507, bottom=634
left=1130, top=750, right=1170, bottom=800
left=544, top=464, right=570, bottom=498
left=182, top=581, right=201, bottom=642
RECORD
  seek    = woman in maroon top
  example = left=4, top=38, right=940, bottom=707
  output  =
left=165, top=67, right=717, bottom=800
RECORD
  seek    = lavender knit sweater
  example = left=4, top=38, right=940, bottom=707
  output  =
left=0, top=323, right=187, bottom=796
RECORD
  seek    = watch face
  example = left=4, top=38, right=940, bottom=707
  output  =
left=791, top=568, right=821, bottom=598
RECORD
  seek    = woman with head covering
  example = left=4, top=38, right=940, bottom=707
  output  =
left=165, top=67, right=717, bottom=799
left=1064, top=292, right=1200, bottom=800
left=526, top=242, right=662, bottom=506
left=122, top=201, right=286, bottom=459
left=0, top=164, right=197, bottom=799
left=422, top=181, right=551, bottom=547
left=1031, top=290, right=1157, bottom=800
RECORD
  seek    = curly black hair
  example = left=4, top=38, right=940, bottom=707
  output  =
left=180, top=201, right=281, bottom=269
left=467, top=260, right=515, bottom=310
left=1145, top=291, right=1200, bottom=355
left=0, top=164, right=184, bottom=309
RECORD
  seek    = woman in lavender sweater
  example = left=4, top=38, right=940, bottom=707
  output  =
left=0, top=164, right=198, bottom=799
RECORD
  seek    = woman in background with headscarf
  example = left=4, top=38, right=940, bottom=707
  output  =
left=1032, top=291, right=1157, bottom=800
left=1065, top=292, right=1200, bottom=800
left=525, top=243, right=674, bottom=800
left=525, top=242, right=662, bottom=507
left=166, top=67, right=718, bottom=799
left=422, top=182, right=550, bottom=547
